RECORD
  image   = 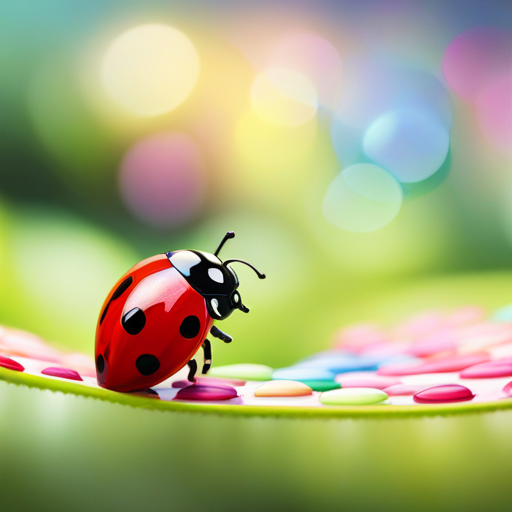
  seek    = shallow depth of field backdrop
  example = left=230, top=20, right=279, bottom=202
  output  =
left=0, top=0, right=512, bottom=511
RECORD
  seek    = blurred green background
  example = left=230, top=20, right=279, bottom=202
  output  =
left=0, top=0, right=511, bottom=368
left=1, top=1, right=512, bottom=510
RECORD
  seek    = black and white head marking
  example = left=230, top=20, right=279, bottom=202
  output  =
left=166, top=232, right=265, bottom=321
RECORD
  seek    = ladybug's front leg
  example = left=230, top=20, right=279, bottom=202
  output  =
left=202, top=339, right=212, bottom=375
left=210, top=325, right=232, bottom=343
left=187, top=359, right=197, bottom=382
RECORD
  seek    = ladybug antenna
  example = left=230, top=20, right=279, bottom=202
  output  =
left=223, top=259, right=266, bottom=279
left=214, top=231, right=235, bottom=257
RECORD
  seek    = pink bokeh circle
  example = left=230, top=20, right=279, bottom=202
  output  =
left=443, top=26, right=512, bottom=102
left=476, top=74, right=512, bottom=159
left=119, top=132, right=207, bottom=228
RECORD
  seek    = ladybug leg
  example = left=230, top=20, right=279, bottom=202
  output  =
left=187, top=359, right=198, bottom=383
left=202, top=339, right=212, bottom=375
left=210, top=325, right=232, bottom=344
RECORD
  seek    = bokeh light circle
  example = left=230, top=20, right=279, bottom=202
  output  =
left=331, top=59, right=452, bottom=175
left=102, top=24, right=200, bottom=117
left=443, top=27, right=512, bottom=103
left=251, top=67, right=318, bottom=126
left=363, top=110, right=450, bottom=183
left=334, top=59, right=452, bottom=131
left=476, top=74, right=512, bottom=159
left=267, top=33, right=342, bottom=110
left=322, top=163, right=403, bottom=232
left=119, top=132, right=207, bottom=228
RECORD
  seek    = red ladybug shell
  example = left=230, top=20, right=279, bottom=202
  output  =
left=95, top=254, right=214, bottom=392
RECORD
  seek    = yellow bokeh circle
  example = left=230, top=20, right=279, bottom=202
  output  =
left=102, top=24, right=200, bottom=117
left=251, top=67, right=318, bottom=126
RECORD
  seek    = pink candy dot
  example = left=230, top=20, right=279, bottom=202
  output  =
left=443, top=27, right=512, bottom=102
left=460, top=358, right=512, bottom=379
left=378, top=353, right=490, bottom=376
left=334, top=323, right=388, bottom=353
left=413, top=384, right=475, bottom=404
left=175, top=384, right=238, bottom=401
left=41, top=367, right=83, bottom=381
left=407, top=332, right=457, bottom=358
left=393, top=310, right=446, bottom=339
left=119, top=132, right=207, bottom=228
left=172, top=377, right=246, bottom=389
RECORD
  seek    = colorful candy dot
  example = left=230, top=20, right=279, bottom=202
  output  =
left=175, top=384, right=238, bottom=401
left=320, top=388, right=388, bottom=406
left=300, top=380, right=341, bottom=392
left=0, top=355, right=25, bottom=372
left=378, top=353, right=490, bottom=376
left=413, top=384, right=475, bottom=404
left=41, top=367, right=83, bottom=381
left=254, top=380, right=312, bottom=397
left=460, top=359, right=512, bottom=379
left=209, top=364, right=274, bottom=381
left=172, top=376, right=246, bottom=388
left=273, top=368, right=336, bottom=382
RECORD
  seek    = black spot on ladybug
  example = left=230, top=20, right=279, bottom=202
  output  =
left=136, top=354, right=160, bottom=376
left=122, top=308, right=146, bottom=335
left=100, top=276, right=133, bottom=325
left=179, top=315, right=201, bottom=339
left=96, top=354, right=105, bottom=373
left=112, top=276, right=133, bottom=300
left=99, top=303, right=110, bottom=325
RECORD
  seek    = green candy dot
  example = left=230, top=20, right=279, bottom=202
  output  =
left=300, top=380, right=341, bottom=392
left=320, top=388, right=389, bottom=406
left=209, top=364, right=274, bottom=381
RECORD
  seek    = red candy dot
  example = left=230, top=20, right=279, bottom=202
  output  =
left=175, top=384, right=238, bottom=401
left=41, top=367, right=83, bottom=381
left=0, top=354, right=24, bottom=372
left=503, top=381, right=512, bottom=397
left=413, top=384, right=475, bottom=404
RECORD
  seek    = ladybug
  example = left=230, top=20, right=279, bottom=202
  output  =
left=95, top=232, right=265, bottom=392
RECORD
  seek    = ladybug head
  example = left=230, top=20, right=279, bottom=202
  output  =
left=167, top=232, right=265, bottom=320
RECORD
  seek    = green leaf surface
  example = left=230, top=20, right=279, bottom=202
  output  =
left=2, top=367, right=512, bottom=419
